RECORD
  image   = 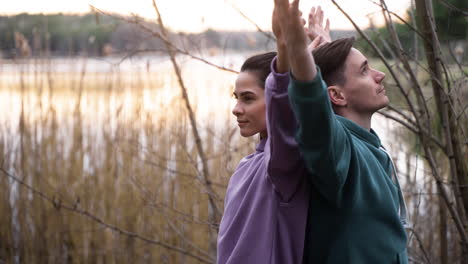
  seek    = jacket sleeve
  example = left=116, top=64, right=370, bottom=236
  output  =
left=264, top=57, right=306, bottom=202
left=288, top=67, right=352, bottom=206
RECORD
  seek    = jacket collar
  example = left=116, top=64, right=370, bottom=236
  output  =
left=336, top=115, right=381, bottom=148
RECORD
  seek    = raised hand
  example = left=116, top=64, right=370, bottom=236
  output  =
left=273, top=0, right=309, bottom=51
left=306, top=6, right=331, bottom=50
left=273, top=0, right=317, bottom=81
left=272, top=1, right=306, bottom=73
left=272, top=6, right=288, bottom=73
left=272, top=6, right=284, bottom=45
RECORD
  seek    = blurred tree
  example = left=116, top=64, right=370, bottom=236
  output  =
left=432, top=0, right=467, bottom=40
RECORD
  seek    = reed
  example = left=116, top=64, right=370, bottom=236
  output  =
left=0, top=57, right=255, bottom=263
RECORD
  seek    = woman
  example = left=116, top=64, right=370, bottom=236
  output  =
left=217, top=50, right=309, bottom=264
left=216, top=6, right=331, bottom=264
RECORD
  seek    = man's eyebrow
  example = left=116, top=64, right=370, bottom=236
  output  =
left=360, top=60, right=368, bottom=71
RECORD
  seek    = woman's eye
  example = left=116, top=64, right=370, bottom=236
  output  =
left=242, top=96, right=254, bottom=102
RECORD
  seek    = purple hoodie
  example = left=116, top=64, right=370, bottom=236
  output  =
left=217, top=58, right=309, bottom=264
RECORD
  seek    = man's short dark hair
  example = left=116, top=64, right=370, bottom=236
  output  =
left=312, top=37, right=355, bottom=86
left=241, top=51, right=277, bottom=89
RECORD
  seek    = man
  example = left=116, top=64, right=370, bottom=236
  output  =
left=273, top=0, right=409, bottom=263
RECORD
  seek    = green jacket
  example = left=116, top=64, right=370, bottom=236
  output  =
left=288, top=68, right=408, bottom=264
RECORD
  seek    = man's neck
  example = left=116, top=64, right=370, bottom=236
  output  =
left=337, top=110, right=373, bottom=131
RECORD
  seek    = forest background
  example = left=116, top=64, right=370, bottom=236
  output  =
left=0, top=0, right=467, bottom=263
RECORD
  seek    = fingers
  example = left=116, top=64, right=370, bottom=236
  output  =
left=291, top=0, right=300, bottom=16
left=274, top=0, right=289, bottom=12
left=299, top=10, right=306, bottom=26
left=325, top=18, right=330, bottom=32
left=274, top=0, right=286, bottom=7
left=309, top=7, right=315, bottom=27
left=308, top=5, right=324, bottom=26
left=309, top=36, right=322, bottom=50
left=317, top=6, right=323, bottom=27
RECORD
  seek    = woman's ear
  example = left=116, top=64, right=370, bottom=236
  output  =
left=327, top=86, right=346, bottom=107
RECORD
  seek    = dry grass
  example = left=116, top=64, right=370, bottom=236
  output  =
left=0, top=57, right=255, bottom=263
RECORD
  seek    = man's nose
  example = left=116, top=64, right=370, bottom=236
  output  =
left=374, top=69, right=385, bottom=83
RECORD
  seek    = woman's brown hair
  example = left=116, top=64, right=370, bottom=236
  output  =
left=240, top=51, right=277, bottom=89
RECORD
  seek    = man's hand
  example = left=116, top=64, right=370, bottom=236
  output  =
left=273, top=0, right=316, bottom=81
left=306, top=6, right=331, bottom=51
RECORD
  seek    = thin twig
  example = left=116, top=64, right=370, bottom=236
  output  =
left=226, top=1, right=275, bottom=41
left=0, top=167, right=213, bottom=264
left=151, top=0, right=222, bottom=258
left=90, top=6, right=238, bottom=74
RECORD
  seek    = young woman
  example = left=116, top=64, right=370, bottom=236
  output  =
left=217, top=50, right=309, bottom=264
left=216, top=7, right=330, bottom=264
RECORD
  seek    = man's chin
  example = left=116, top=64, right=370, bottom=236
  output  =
left=378, top=97, right=390, bottom=109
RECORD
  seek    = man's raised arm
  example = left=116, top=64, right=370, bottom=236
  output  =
left=274, top=0, right=316, bottom=82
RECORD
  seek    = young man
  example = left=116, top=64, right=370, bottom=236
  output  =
left=273, top=0, right=409, bottom=263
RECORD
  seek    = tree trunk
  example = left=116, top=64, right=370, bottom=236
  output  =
left=440, top=196, right=448, bottom=264
left=414, top=0, right=468, bottom=254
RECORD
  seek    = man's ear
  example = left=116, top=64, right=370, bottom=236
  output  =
left=327, top=86, right=347, bottom=107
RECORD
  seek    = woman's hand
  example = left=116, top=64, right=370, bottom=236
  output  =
left=306, top=6, right=331, bottom=51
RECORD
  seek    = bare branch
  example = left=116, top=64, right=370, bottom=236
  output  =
left=408, top=227, right=433, bottom=264
left=437, top=0, right=468, bottom=16
left=379, top=0, right=433, bottom=133
left=386, top=104, right=418, bottom=127
left=330, top=0, right=428, bottom=155
left=368, top=0, right=431, bottom=42
left=151, top=0, right=222, bottom=257
left=90, top=6, right=238, bottom=74
left=128, top=178, right=214, bottom=259
left=377, top=109, right=445, bottom=150
left=0, top=167, right=213, bottom=264
left=226, top=1, right=275, bottom=41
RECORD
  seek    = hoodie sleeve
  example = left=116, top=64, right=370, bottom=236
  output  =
left=264, top=57, right=307, bottom=202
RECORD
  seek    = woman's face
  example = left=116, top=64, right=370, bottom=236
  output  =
left=232, top=71, right=267, bottom=138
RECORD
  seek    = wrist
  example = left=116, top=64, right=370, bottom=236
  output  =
left=276, top=50, right=289, bottom=74
left=276, top=40, right=287, bottom=49
left=287, top=46, right=310, bottom=61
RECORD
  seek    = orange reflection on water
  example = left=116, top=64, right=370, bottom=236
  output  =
left=0, top=55, right=244, bottom=137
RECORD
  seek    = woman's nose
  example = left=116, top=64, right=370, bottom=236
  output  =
left=232, top=103, right=243, bottom=116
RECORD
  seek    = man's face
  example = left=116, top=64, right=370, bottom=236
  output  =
left=340, top=48, right=388, bottom=114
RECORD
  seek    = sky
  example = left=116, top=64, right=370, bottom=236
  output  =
left=2, top=0, right=411, bottom=32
